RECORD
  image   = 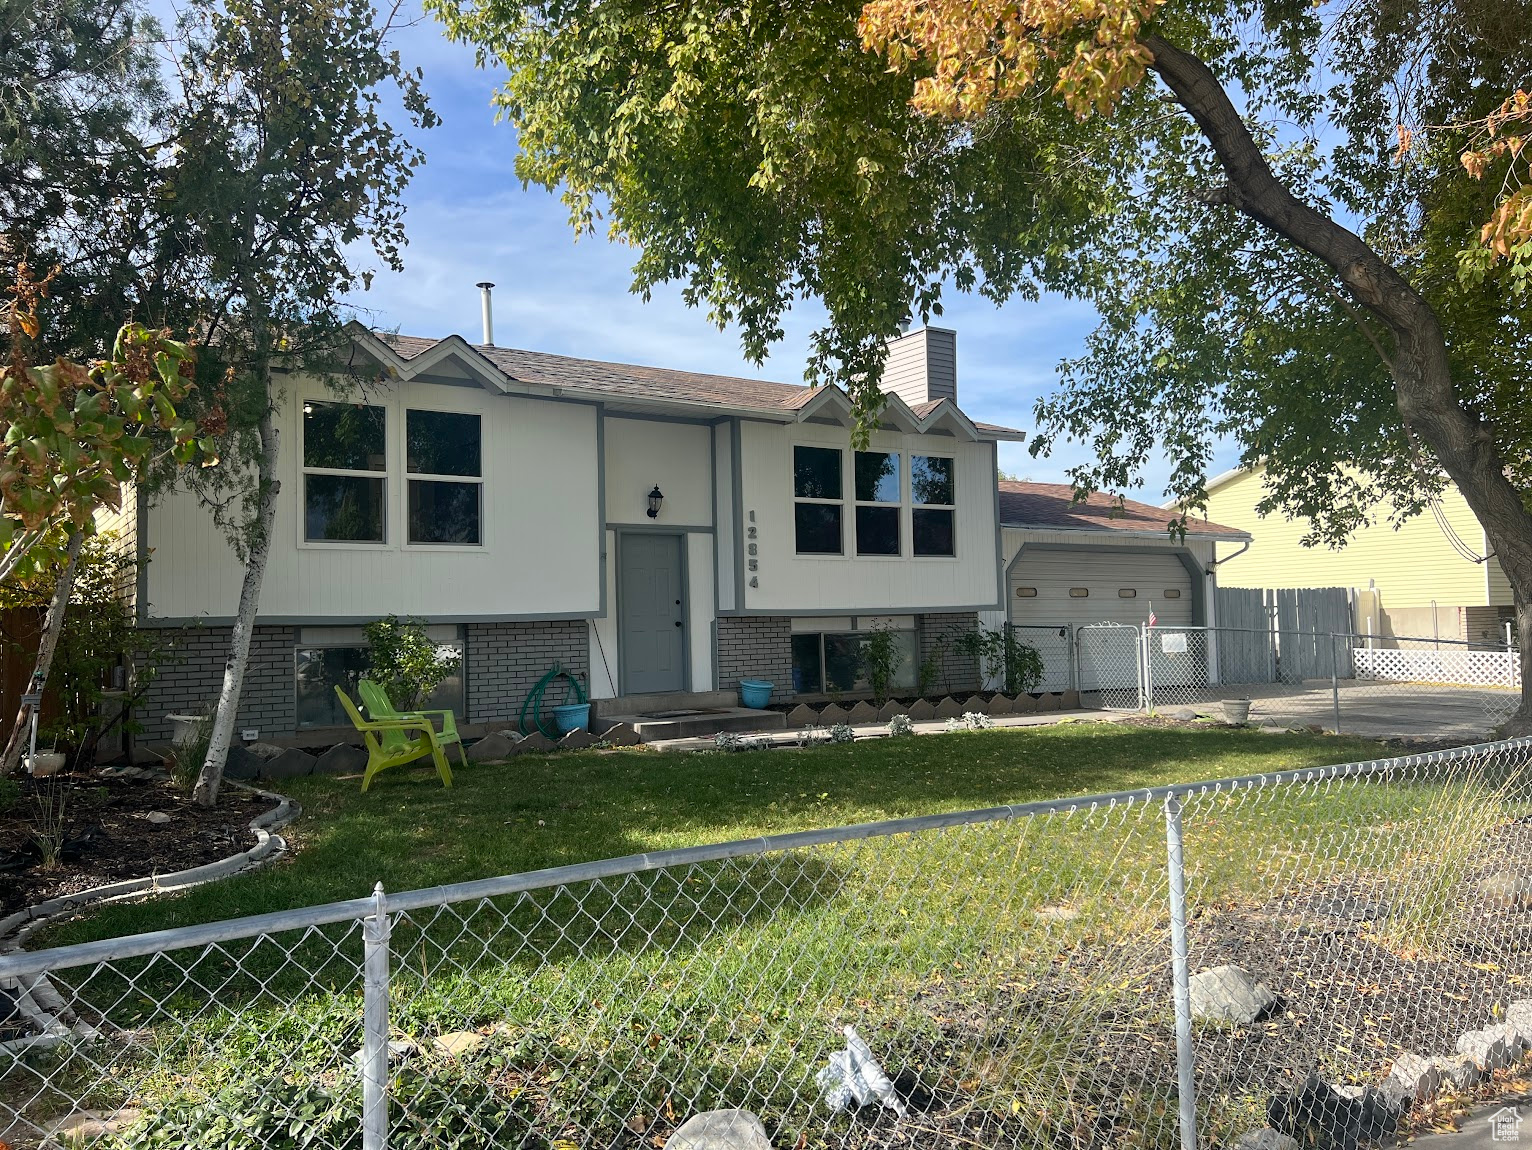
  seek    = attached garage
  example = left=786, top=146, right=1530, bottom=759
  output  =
left=990, top=482, right=1250, bottom=691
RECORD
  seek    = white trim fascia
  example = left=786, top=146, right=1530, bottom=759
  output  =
left=1001, top=522, right=1253, bottom=543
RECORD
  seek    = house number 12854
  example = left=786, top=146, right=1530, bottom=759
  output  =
left=746, top=510, right=760, bottom=588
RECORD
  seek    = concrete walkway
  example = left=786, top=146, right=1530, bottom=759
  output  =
left=1159, top=682, right=1511, bottom=742
left=647, top=708, right=1133, bottom=752
left=1408, top=1095, right=1532, bottom=1148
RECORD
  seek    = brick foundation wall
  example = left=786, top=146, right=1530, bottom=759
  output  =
left=917, top=612, right=981, bottom=695
left=136, top=625, right=296, bottom=744
left=467, top=620, right=590, bottom=726
left=716, top=616, right=793, bottom=703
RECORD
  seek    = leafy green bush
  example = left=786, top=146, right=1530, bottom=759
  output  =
left=364, top=615, right=462, bottom=710
left=859, top=624, right=901, bottom=703
left=955, top=626, right=1045, bottom=695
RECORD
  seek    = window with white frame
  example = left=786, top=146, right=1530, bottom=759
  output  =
left=911, top=455, right=956, bottom=556
left=854, top=450, right=901, bottom=555
left=295, top=625, right=465, bottom=729
left=303, top=401, right=387, bottom=543
left=407, top=409, right=483, bottom=545
left=794, top=445, right=843, bottom=554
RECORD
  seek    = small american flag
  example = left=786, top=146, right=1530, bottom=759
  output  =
left=1148, top=603, right=1158, bottom=627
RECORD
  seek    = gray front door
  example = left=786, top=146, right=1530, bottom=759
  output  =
left=619, top=534, right=686, bottom=694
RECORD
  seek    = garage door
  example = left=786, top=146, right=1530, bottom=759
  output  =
left=1008, top=548, right=1194, bottom=690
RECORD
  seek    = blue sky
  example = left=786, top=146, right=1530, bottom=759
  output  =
left=352, top=21, right=1222, bottom=494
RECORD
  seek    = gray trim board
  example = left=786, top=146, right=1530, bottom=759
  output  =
left=141, top=611, right=602, bottom=627
left=716, top=604, right=1000, bottom=618
left=730, top=418, right=746, bottom=611
left=606, top=522, right=714, bottom=534
left=1002, top=540, right=1209, bottom=626
left=710, top=424, right=721, bottom=613
left=604, top=411, right=716, bottom=427
left=596, top=403, right=608, bottom=619
left=990, top=441, right=1004, bottom=609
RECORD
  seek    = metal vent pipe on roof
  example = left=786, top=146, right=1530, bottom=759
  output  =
left=476, top=281, right=495, bottom=346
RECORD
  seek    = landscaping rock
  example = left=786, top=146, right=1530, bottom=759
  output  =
left=514, top=732, right=556, bottom=754
left=1033, top=905, right=1078, bottom=923
left=1165, top=707, right=1199, bottom=721
left=224, top=744, right=264, bottom=781
left=1434, top=1054, right=1484, bottom=1090
left=431, top=1031, right=486, bottom=1059
left=1062, top=689, right=1082, bottom=708
left=1457, top=1027, right=1513, bottom=1070
left=1011, top=693, right=1039, bottom=713
left=817, top=703, right=849, bottom=725
left=246, top=742, right=286, bottom=760
left=1232, top=1128, right=1299, bottom=1150
left=1189, top=964, right=1280, bottom=1024
left=47, top=1109, right=143, bottom=1142
left=599, top=723, right=642, bottom=747
left=260, top=748, right=316, bottom=780
left=876, top=701, right=905, bottom=721
left=314, top=743, right=369, bottom=776
left=1506, top=1000, right=1532, bottom=1043
left=905, top=699, right=936, bottom=721
left=1037, top=692, right=1064, bottom=712
left=558, top=729, right=600, bottom=750
left=667, top=1109, right=772, bottom=1150
left=933, top=697, right=964, bottom=720
left=1480, top=871, right=1532, bottom=910
left=986, top=694, right=1013, bottom=716
left=786, top=704, right=820, bottom=728
left=1386, top=1052, right=1443, bottom=1103
left=846, top=701, right=880, bottom=724
left=144, top=811, right=172, bottom=825
left=351, top=1039, right=418, bottom=1070
left=468, top=732, right=522, bottom=763
left=962, top=695, right=989, bottom=714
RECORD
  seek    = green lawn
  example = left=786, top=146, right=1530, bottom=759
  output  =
left=18, top=723, right=1508, bottom=1150
left=43, top=721, right=1397, bottom=944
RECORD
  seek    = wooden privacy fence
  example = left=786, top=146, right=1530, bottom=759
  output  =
left=1212, top=586, right=1355, bottom=683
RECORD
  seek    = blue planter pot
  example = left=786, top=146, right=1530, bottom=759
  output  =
left=739, top=679, right=773, bottom=709
left=552, top=703, right=591, bottom=734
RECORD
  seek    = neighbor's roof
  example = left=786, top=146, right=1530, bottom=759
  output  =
left=358, top=329, right=1027, bottom=441
left=997, top=480, right=1249, bottom=539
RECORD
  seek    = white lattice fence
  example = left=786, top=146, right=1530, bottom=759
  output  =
left=1353, top=647, right=1521, bottom=689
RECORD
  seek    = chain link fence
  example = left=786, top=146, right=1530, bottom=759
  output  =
left=5, top=739, right=1532, bottom=1149
left=1069, top=624, right=1524, bottom=737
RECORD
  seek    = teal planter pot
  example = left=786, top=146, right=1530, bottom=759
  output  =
left=552, top=703, right=591, bottom=734
left=739, top=680, right=773, bottom=709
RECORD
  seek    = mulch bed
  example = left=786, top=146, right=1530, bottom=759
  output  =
left=0, top=770, right=278, bottom=917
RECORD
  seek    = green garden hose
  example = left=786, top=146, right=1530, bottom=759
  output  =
left=518, top=665, right=588, bottom=738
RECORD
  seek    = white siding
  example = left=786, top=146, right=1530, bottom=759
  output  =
left=603, top=417, right=714, bottom=527
left=145, top=379, right=602, bottom=621
left=737, top=421, right=999, bottom=613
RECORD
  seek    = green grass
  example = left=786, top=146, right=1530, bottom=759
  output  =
left=14, top=724, right=1523, bottom=1150
left=43, top=722, right=1395, bottom=945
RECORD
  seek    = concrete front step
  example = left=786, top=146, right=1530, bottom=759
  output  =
left=602, top=706, right=787, bottom=743
left=592, top=689, right=738, bottom=721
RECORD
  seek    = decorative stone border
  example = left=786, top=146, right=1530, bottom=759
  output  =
left=0, top=782, right=301, bottom=1058
left=784, top=692, right=1080, bottom=729
left=0, top=781, right=299, bottom=952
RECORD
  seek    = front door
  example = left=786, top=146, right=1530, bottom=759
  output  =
left=619, top=533, right=686, bottom=694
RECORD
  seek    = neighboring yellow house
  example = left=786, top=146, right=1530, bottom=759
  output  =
left=1200, top=466, right=1515, bottom=646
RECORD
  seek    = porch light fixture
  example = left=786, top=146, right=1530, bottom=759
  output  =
left=646, top=485, right=665, bottom=519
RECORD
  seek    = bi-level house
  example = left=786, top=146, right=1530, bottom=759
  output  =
left=131, top=315, right=1027, bottom=744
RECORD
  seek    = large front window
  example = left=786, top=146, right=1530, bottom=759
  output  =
left=295, top=625, right=466, bottom=729
left=854, top=451, right=901, bottom=556
left=790, top=622, right=917, bottom=695
left=911, top=455, right=956, bottom=556
left=407, top=409, right=483, bottom=545
left=794, top=446, right=843, bottom=554
left=303, top=402, right=386, bottom=543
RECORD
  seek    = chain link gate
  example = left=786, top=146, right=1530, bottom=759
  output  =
left=1074, top=622, right=1144, bottom=709
left=1006, top=623, right=1075, bottom=693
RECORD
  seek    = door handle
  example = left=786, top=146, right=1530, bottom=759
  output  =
left=674, top=621, right=683, bottom=628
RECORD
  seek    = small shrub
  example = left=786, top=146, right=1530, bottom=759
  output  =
left=887, top=714, right=916, bottom=737
left=827, top=723, right=855, bottom=744
left=795, top=725, right=826, bottom=748
left=714, top=731, right=743, bottom=752
left=364, top=614, right=462, bottom=710
left=859, top=625, right=901, bottom=704
left=167, top=710, right=214, bottom=794
left=0, top=776, right=19, bottom=813
left=955, top=626, right=1045, bottom=695
left=945, top=712, right=994, bottom=732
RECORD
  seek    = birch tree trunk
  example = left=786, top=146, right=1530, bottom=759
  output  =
left=193, top=405, right=279, bottom=807
left=0, top=530, right=85, bottom=776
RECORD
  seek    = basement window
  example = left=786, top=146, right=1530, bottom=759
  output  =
left=790, top=624, right=917, bottom=695
left=295, top=624, right=467, bottom=730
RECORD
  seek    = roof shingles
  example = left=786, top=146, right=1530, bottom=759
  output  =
left=997, top=480, right=1246, bottom=538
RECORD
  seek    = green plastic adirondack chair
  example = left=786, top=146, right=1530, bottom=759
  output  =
left=334, top=686, right=454, bottom=792
left=357, top=679, right=467, bottom=768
